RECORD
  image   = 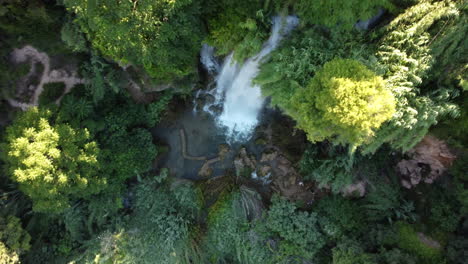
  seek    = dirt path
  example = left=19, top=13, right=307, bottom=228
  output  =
left=9, top=45, right=86, bottom=109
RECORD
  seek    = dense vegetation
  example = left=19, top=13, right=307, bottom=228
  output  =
left=0, top=0, right=466, bottom=263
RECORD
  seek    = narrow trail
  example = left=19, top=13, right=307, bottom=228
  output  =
left=8, top=45, right=86, bottom=110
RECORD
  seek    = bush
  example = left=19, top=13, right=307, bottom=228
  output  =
left=39, top=82, right=65, bottom=105
left=203, top=0, right=270, bottom=62
left=396, top=222, right=444, bottom=264
left=63, top=0, right=204, bottom=81
left=0, top=215, right=30, bottom=254
left=204, top=189, right=269, bottom=264
left=315, top=196, right=365, bottom=240
left=256, top=195, right=326, bottom=261
left=364, top=180, right=416, bottom=224
left=300, top=145, right=355, bottom=193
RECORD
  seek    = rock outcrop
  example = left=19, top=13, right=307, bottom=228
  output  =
left=397, top=135, right=456, bottom=189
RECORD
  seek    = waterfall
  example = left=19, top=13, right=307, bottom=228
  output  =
left=198, top=16, right=299, bottom=142
left=200, top=44, right=220, bottom=74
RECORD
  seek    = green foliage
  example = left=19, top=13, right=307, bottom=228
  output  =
left=294, top=0, right=395, bottom=29
left=315, top=196, right=364, bottom=240
left=63, top=0, right=204, bottom=81
left=428, top=2, right=467, bottom=84
left=71, top=174, right=203, bottom=264
left=57, top=91, right=169, bottom=198
left=60, top=16, right=88, bottom=53
left=332, top=242, right=376, bottom=264
left=204, top=189, right=269, bottom=264
left=364, top=180, right=416, bottom=223
left=203, top=0, right=270, bottom=61
left=376, top=248, right=417, bottom=264
left=0, top=242, right=19, bottom=264
left=257, top=195, right=326, bottom=261
left=0, top=0, right=72, bottom=55
left=300, top=145, right=355, bottom=193
left=426, top=187, right=461, bottom=233
left=81, top=53, right=126, bottom=104
left=432, top=91, right=468, bottom=148
left=362, top=0, right=462, bottom=153
left=38, top=82, right=65, bottom=106
left=1, top=107, right=104, bottom=213
left=0, top=215, right=30, bottom=254
left=0, top=59, right=30, bottom=101
left=396, top=222, right=444, bottom=264
left=451, top=153, right=468, bottom=215
left=255, top=26, right=371, bottom=111
left=446, top=234, right=468, bottom=264
left=288, top=58, right=395, bottom=147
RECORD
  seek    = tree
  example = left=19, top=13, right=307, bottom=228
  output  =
left=255, top=26, right=371, bottom=111
left=204, top=188, right=270, bottom=264
left=203, top=0, right=271, bottom=61
left=63, top=0, right=204, bottom=81
left=361, top=0, right=462, bottom=153
left=300, top=145, right=356, bottom=193
left=1, top=108, right=104, bottom=213
left=0, top=242, right=19, bottom=264
left=294, top=0, right=395, bottom=29
left=288, top=58, right=395, bottom=147
left=68, top=173, right=204, bottom=264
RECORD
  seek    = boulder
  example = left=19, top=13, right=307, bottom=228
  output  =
left=260, top=151, right=278, bottom=163
left=341, top=181, right=366, bottom=198
left=397, top=135, right=456, bottom=188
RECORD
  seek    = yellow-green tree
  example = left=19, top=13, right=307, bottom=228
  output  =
left=1, top=108, right=105, bottom=213
left=288, top=58, right=395, bottom=147
left=0, top=242, right=19, bottom=264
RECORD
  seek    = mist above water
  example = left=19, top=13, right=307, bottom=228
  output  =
left=199, top=16, right=299, bottom=142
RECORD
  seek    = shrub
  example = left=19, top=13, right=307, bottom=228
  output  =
left=396, top=222, right=444, bottom=264
left=39, top=82, right=65, bottom=105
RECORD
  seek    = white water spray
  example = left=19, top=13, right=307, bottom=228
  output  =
left=200, top=44, right=220, bottom=74
left=198, top=16, right=299, bottom=141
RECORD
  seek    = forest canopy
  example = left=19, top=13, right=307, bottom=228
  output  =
left=0, top=0, right=466, bottom=263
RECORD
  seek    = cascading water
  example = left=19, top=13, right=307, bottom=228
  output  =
left=198, top=16, right=299, bottom=142
left=200, top=44, right=220, bottom=74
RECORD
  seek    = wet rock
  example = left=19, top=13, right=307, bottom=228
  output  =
left=218, top=144, right=230, bottom=160
left=203, top=93, right=215, bottom=104
left=198, top=164, right=213, bottom=178
left=277, top=164, right=290, bottom=176
left=259, top=165, right=271, bottom=177
left=260, top=151, right=278, bottom=163
left=234, top=147, right=257, bottom=176
left=208, top=105, right=222, bottom=115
